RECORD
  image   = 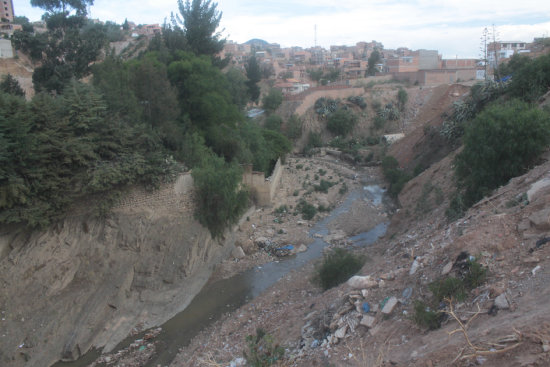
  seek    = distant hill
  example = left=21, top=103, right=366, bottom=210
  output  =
left=244, top=38, right=270, bottom=49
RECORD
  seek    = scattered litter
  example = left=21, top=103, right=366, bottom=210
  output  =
left=532, top=265, right=541, bottom=276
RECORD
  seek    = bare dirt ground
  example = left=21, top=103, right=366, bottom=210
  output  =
left=72, top=82, right=550, bottom=367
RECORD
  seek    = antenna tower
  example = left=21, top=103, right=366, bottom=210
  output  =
left=314, top=24, right=317, bottom=48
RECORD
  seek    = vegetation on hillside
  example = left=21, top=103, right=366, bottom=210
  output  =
left=2, top=0, right=291, bottom=237
left=444, top=53, right=550, bottom=220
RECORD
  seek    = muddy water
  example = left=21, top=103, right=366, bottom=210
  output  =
left=55, top=185, right=388, bottom=367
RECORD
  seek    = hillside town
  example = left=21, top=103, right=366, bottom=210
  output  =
left=2, top=1, right=550, bottom=367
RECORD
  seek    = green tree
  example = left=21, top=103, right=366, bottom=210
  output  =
left=507, top=53, right=550, bottom=103
left=168, top=52, right=241, bottom=132
left=30, top=0, right=94, bottom=15
left=284, top=114, right=302, bottom=140
left=192, top=155, right=248, bottom=238
left=307, top=68, right=323, bottom=82
left=264, top=114, right=282, bottom=131
left=262, top=88, right=283, bottom=114
left=397, top=88, right=408, bottom=112
left=225, top=67, right=249, bottom=110
left=176, top=0, right=225, bottom=56
left=245, top=55, right=261, bottom=103
left=0, top=74, right=25, bottom=97
left=32, top=18, right=108, bottom=93
left=13, top=16, right=34, bottom=32
left=326, top=108, right=357, bottom=136
left=367, top=49, right=381, bottom=76
left=456, top=99, right=550, bottom=206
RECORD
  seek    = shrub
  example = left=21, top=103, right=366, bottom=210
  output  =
left=314, top=179, right=335, bottom=193
left=262, top=88, right=283, bottom=114
left=264, top=114, right=283, bottom=132
left=285, top=114, right=303, bottom=140
left=373, top=115, right=386, bottom=130
left=192, top=155, right=249, bottom=238
left=397, top=88, right=408, bottom=111
left=327, top=108, right=358, bottom=136
left=455, top=99, right=550, bottom=208
left=297, top=199, right=317, bottom=220
left=316, top=248, right=365, bottom=290
left=412, top=300, right=441, bottom=330
left=347, top=95, right=367, bottom=109
left=381, top=156, right=411, bottom=198
left=244, top=328, right=285, bottom=367
left=429, top=277, right=467, bottom=303
left=463, top=259, right=487, bottom=289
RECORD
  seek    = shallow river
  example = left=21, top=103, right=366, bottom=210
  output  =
left=56, top=185, right=388, bottom=367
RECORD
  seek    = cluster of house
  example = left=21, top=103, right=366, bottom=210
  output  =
left=220, top=38, right=541, bottom=95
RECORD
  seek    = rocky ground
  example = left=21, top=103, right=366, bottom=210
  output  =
left=52, top=83, right=550, bottom=367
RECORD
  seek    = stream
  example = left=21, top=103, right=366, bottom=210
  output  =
left=55, top=184, right=388, bottom=367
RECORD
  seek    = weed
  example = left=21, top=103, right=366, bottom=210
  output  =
left=412, top=300, right=441, bottom=330
left=429, top=277, right=467, bottom=302
left=293, top=190, right=299, bottom=196
left=314, top=180, right=335, bottom=193
left=463, top=259, right=487, bottom=289
left=296, top=164, right=303, bottom=170
left=339, top=183, right=348, bottom=195
left=244, top=328, right=285, bottom=367
left=315, top=248, right=365, bottom=290
left=318, top=168, right=327, bottom=176
left=274, top=205, right=288, bottom=215
left=297, top=199, right=317, bottom=220
left=314, top=174, right=319, bottom=181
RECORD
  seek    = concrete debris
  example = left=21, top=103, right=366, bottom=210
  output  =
left=232, top=246, right=246, bottom=259
left=441, top=261, right=453, bottom=275
left=295, top=244, right=308, bottom=253
left=334, top=325, right=347, bottom=339
left=347, top=275, right=378, bottom=289
left=381, top=297, right=399, bottom=315
left=409, top=259, right=420, bottom=275
left=360, top=315, right=376, bottom=328
left=494, top=293, right=509, bottom=310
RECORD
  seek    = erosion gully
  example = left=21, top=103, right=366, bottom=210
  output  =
left=55, top=184, right=388, bottom=367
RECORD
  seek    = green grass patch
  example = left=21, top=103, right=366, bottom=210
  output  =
left=315, top=248, right=365, bottom=290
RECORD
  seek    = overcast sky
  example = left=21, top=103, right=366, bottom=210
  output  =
left=16, top=0, right=550, bottom=58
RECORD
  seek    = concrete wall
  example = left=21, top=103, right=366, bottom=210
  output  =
left=392, top=69, right=477, bottom=85
left=418, top=50, right=440, bottom=70
left=115, top=173, right=195, bottom=213
left=0, top=39, right=13, bottom=58
left=242, top=158, right=283, bottom=206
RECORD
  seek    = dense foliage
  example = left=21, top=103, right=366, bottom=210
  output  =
left=455, top=99, right=550, bottom=207
left=326, top=108, right=357, bottom=136
left=381, top=155, right=411, bottom=198
left=3, top=0, right=291, bottom=238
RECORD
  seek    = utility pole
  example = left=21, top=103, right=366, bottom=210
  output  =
left=480, top=27, right=489, bottom=81
left=314, top=24, right=317, bottom=48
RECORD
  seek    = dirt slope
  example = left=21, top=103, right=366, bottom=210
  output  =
left=0, top=175, right=245, bottom=367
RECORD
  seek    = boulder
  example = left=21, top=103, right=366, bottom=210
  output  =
left=527, top=178, right=550, bottom=203
left=529, top=208, right=550, bottom=230
left=232, top=246, right=246, bottom=259
left=494, top=293, right=509, bottom=310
